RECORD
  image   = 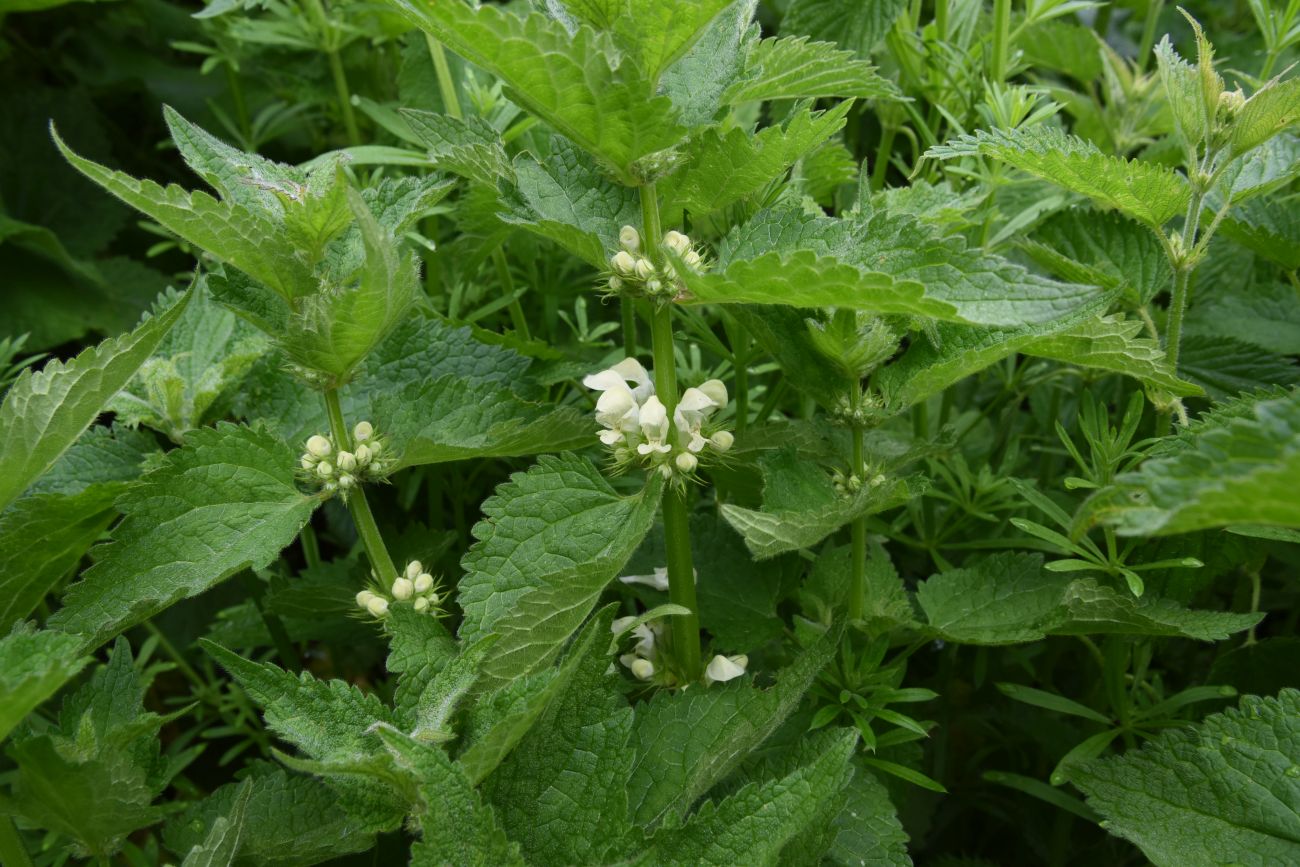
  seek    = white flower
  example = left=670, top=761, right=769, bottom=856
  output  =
left=630, top=658, right=656, bottom=680
left=663, top=230, right=691, bottom=257
left=413, top=596, right=430, bottom=612
left=704, top=654, right=748, bottom=684
left=619, top=225, right=641, bottom=252
left=612, top=615, right=638, bottom=634
left=676, top=452, right=698, bottom=473
left=405, top=561, right=423, bottom=580
left=619, top=566, right=670, bottom=592
left=634, top=258, right=655, bottom=280
left=338, top=473, right=355, bottom=489
left=631, top=623, right=657, bottom=657
left=356, top=589, right=375, bottom=608
left=584, top=358, right=654, bottom=403
left=392, top=577, right=414, bottom=600
left=306, top=435, right=332, bottom=458
left=355, top=444, right=373, bottom=465
left=316, top=461, right=334, bottom=478
left=637, top=396, right=672, bottom=455
left=366, top=596, right=390, bottom=617
left=337, top=451, right=357, bottom=471
left=610, top=250, right=637, bottom=276
left=353, top=421, right=373, bottom=442
left=300, top=456, right=316, bottom=471
left=710, top=430, right=734, bottom=452
left=697, top=379, right=728, bottom=409
left=414, top=573, right=434, bottom=594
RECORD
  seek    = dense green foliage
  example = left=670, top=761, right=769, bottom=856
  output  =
left=1, top=1, right=1298, bottom=865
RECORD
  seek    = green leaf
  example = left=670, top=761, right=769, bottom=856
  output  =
left=0, top=624, right=90, bottom=743
left=647, top=728, right=858, bottom=866
left=781, top=0, right=908, bottom=58
left=659, top=0, right=759, bottom=127
left=381, top=0, right=684, bottom=181
left=377, top=375, right=591, bottom=470
left=682, top=208, right=1100, bottom=326
left=559, top=0, right=733, bottom=83
left=1070, top=689, right=1300, bottom=866
left=26, top=424, right=159, bottom=498
left=386, top=605, right=458, bottom=731
left=1218, top=195, right=1300, bottom=270
left=181, top=780, right=252, bottom=867
left=1020, top=315, right=1202, bottom=397
left=1024, top=207, right=1172, bottom=306
left=1097, top=388, right=1300, bottom=535
left=411, top=636, right=494, bottom=742
left=48, top=424, right=319, bottom=650
left=0, top=289, right=190, bottom=511
left=824, top=763, right=913, bottom=867
left=1050, top=578, right=1262, bottom=641
left=1155, top=36, right=1210, bottom=149
left=457, top=453, right=662, bottom=685
left=400, top=109, right=513, bottom=187
left=1177, top=335, right=1300, bottom=400
left=1231, top=77, right=1300, bottom=157
left=996, top=683, right=1112, bottom=724
left=487, top=607, right=634, bottom=865
left=0, top=485, right=120, bottom=627
left=163, top=765, right=378, bottom=867
left=627, top=623, right=842, bottom=827
left=373, top=726, right=522, bottom=867
left=928, top=127, right=1190, bottom=228
left=721, top=448, right=924, bottom=559
left=721, top=36, right=898, bottom=103
left=660, top=102, right=853, bottom=215
left=1184, top=281, right=1300, bottom=356
left=916, top=553, right=1066, bottom=645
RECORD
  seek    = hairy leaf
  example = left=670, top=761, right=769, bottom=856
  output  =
left=1024, top=207, right=1172, bottom=306
left=181, top=780, right=252, bottom=867
left=781, top=0, right=908, bottom=57
left=0, top=625, right=90, bottom=743
left=722, top=36, right=897, bottom=103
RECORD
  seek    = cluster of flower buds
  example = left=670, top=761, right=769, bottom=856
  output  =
left=606, top=225, right=706, bottom=301
left=584, top=358, right=734, bottom=480
left=832, top=468, right=888, bottom=499
left=355, top=560, right=441, bottom=619
left=298, top=421, right=390, bottom=495
left=831, top=390, right=884, bottom=427
left=612, top=614, right=749, bottom=687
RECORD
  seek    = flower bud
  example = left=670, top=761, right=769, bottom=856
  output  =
left=663, top=230, right=691, bottom=257
left=683, top=250, right=702, bottom=268
left=366, top=596, right=389, bottom=617
left=612, top=615, right=637, bottom=634
left=611, top=250, right=637, bottom=276
left=646, top=278, right=663, bottom=294
left=698, top=379, right=728, bottom=409
left=306, top=435, right=332, bottom=458
left=630, top=658, right=655, bottom=680
left=300, top=456, right=316, bottom=471
left=368, top=441, right=384, bottom=457
left=413, top=596, right=429, bottom=612
left=414, top=573, right=434, bottom=594
left=426, top=591, right=441, bottom=605
left=619, top=225, right=641, bottom=252
left=675, top=452, right=698, bottom=473
left=705, top=653, right=747, bottom=683
left=354, top=421, right=373, bottom=442
left=608, top=275, right=623, bottom=292
left=355, top=444, right=372, bottom=465
left=405, top=561, right=423, bottom=580
left=391, top=577, right=414, bottom=600
left=356, top=589, right=375, bottom=608
left=634, top=258, right=655, bottom=280
left=710, top=430, right=734, bottom=452
left=337, top=451, right=357, bottom=471
left=338, top=474, right=355, bottom=489
left=316, top=461, right=334, bottom=478
left=324, top=480, right=338, bottom=493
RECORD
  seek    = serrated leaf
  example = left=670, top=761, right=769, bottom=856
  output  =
left=647, top=728, right=857, bottom=866
left=181, top=780, right=252, bottom=867
left=627, top=623, right=842, bottom=827
left=1178, top=335, right=1300, bottom=399
left=380, top=0, right=684, bottom=181
left=1219, top=195, right=1300, bottom=270
left=1050, top=578, right=1261, bottom=641
left=1184, top=281, right=1300, bottom=356
left=559, top=0, right=733, bottom=83
left=1024, top=207, right=1172, bottom=306
left=1096, top=388, right=1300, bottom=536
left=825, top=762, right=913, bottom=867
left=386, top=605, right=458, bottom=731
left=401, top=108, right=513, bottom=187
left=1021, top=314, right=1202, bottom=397
left=660, top=0, right=759, bottom=127
left=48, top=424, right=318, bottom=650
left=682, top=207, right=1100, bottom=326
left=1231, top=77, right=1300, bottom=157
left=1069, top=689, right=1300, bottom=866
left=1156, top=36, right=1209, bottom=148
left=916, top=553, right=1065, bottom=645
left=487, top=607, right=634, bottom=865
left=0, top=289, right=189, bottom=511
left=722, top=36, right=897, bottom=103
left=26, top=424, right=159, bottom=498
left=781, top=0, right=908, bottom=58
left=928, top=127, right=1190, bottom=228
left=459, top=454, right=661, bottom=685
left=0, top=624, right=90, bottom=743
left=661, top=102, right=852, bottom=215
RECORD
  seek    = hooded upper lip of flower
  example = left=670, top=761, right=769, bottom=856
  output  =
left=673, top=379, right=726, bottom=452
left=584, top=358, right=655, bottom=441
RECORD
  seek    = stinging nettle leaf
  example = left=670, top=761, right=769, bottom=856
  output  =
left=722, top=36, right=899, bottom=104
left=0, top=624, right=91, bottom=744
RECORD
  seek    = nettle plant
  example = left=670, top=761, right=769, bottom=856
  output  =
left=2, top=1, right=1300, bottom=865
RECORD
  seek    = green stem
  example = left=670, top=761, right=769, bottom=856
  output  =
left=734, top=348, right=750, bottom=436
left=1164, top=265, right=1191, bottom=371
left=322, top=389, right=399, bottom=587
left=0, top=816, right=33, bottom=867
left=1137, top=0, right=1165, bottom=71
left=641, top=184, right=702, bottom=682
left=326, top=49, right=362, bottom=146
left=426, top=34, right=463, bottom=120
left=144, top=620, right=205, bottom=690
left=224, top=63, right=251, bottom=145
left=991, top=0, right=1012, bottom=82
left=621, top=297, right=639, bottom=357
left=492, top=247, right=531, bottom=339
left=300, top=523, right=321, bottom=569
left=849, top=424, right=867, bottom=622
left=1246, top=568, right=1262, bottom=646
left=870, top=124, right=897, bottom=191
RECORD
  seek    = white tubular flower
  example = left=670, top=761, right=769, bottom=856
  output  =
left=316, top=461, right=334, bottom=478
left=704, top=654, right=748, bottom=684
left=584, top=358, right=654, bottom=402
left=697, top=379, right=728, bottom=409
left=414, top=573, right=434, bottom=594
left=663, top=230, right=691, bottom=257
left=366, top=596, right=390, bottom=617
left=710, top=430, right=734, bottom=452
left=634, top=258, right=655, bottom=280
left=306, top=435, right=332, bottom=458
left=405, top=561, right=423, bottom=581
left=619, top=566, right=670, bottom=592
left=356, top=589, right=375, bottom=609
left=612, top=615, right=638, bottom=634
left=619, top=225, right=641, bottom=252
left=619, top=652, right=640, bottom=671
left=337, top=451, right=357, bottom=471
left=676, top=452, right=698, bottom=473
left=392, top=577, right=414, bottom=600
left=594, top=388, right=638, bottom=443
left=630, top=658, right=656, bottom=680
left=353, top=421, right=373, bottom=442
left=637, top=396, right=672, bottom=455
left=611, top=250, right=637, bottom=276
left=631, top=623, right=657, bottom=657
